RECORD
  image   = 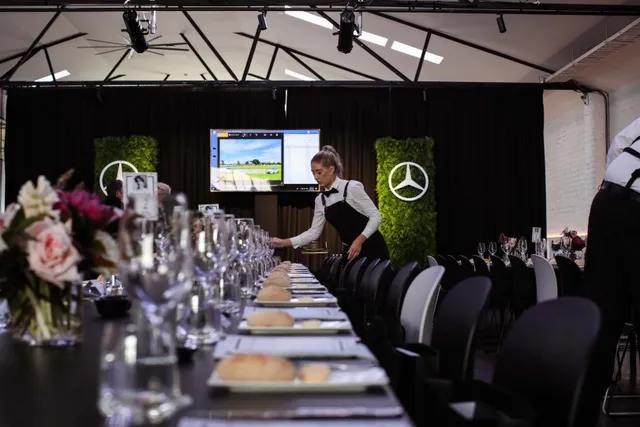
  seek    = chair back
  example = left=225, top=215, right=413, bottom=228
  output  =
left=346, top=257, right=368, bottom=296
left=508, top=255, right=536, bottom=316
left=531, top=254, right=558, bottom=303
left=554, top=255, right=584, bottom=297
left=363, top=259, right=393, bottom=316
left=383, top=261, right=421, bottom=321
left=472, top=255, right=490, bottom=276
left=356, top=258, right=380, bottom=299
left=431, top=276, right=492, bottom=383
left=493, top=297, right=601, bottom=427
left=427, top=255, right=438, bottom=267
left=326, top=255, right=346, bottom=290
left=400, top=266, right=445, bottom=345
left=338, top=256, right=358, bottom=289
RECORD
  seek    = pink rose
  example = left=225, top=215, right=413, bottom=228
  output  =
left=0, top=203, right=21, bottom=232
left=56, top=190, right=117, bottom=228
left=25, top=219, right=82, bottom=288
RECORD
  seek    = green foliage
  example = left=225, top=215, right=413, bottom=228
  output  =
left=93, top=136, right=158, bottom=193
left=375, top=137, right=436, bottom=268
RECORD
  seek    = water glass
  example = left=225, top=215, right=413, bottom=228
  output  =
left=98, top=319, right=191, bottom=425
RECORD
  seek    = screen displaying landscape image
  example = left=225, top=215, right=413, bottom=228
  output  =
left=218, top=138, right=282, bottom=182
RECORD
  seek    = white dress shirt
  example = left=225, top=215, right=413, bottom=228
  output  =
left=605, top=117, right=640, bottom=193
left=290, top=177, right=382, bottom=249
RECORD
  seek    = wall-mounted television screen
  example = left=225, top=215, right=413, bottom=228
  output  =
left=210, top=129, right=320, bottom=192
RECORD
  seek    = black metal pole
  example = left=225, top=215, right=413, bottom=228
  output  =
left=201, top=73, right=207, bottom=81
left=43, top=48, right=57, bottom=84
left=236, top=33, right=380, bottom=81
left=182, top=10, right=238, bottom=81
left=248, top=73, right=267, bottom=81
left=284, top=50, right=324, bottom=81
left=373, top=12, right=555, bottom=75
left=415, top=32, right=431, bottom=82
left=163, top=74, right=170, bottom=81
left=242, top=25, right=263, bottom=81
left=1, top=7, right=63, bottom=81
left=104, top=49, right=130, bottom=82
left=180, top=33, right=218, bottom=81
left=313, top=8, right=410, bottom=82
left=266, top=46, right=279, bottom=80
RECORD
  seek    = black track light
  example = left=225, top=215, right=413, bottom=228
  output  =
left=337, top=8, right=356, bottom=54
left=122, top=9, right=148, bottom=53
left=497, top=14, right=507, bottom=34
left=258, top=10, right=268, bottom=31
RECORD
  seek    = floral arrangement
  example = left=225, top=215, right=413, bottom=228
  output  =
left=552, top=227, right=586, bottom=252
left=0, top=170, right=120, bottom=345
left=498, top=233, right=517, bottom=251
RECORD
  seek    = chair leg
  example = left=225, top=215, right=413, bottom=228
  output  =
left=602, top=327, right=640, bottom=417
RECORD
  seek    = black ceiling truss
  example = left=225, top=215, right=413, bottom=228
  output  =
left=372, top=12, right=555, bottom=74
left=163, top=74, right=170, bottom=81
left=266, top=46, right=279, bottom=80
left=242, top=17, right=264, bottom=82
left=313, top=7, right=410, bottom=82
left=180, top=32, right=218, bottom=81
left=415, top=31, right=431, bottom=82
left=235, top=33, right=380, bottom=81
left=104, top=49, right=130, bottom=81
left=1, top=2, right=639, bottom=16
left=182, top=10, right=238, bottom=81
left=107, top=74, right=126, bottom=81
left=284, top=49, right=324, bottom=81
left=248, top=73, right=267, bottom=81
left=43, top=48, right=57, bottom=85
left=1, top=7, right=64, bottom=81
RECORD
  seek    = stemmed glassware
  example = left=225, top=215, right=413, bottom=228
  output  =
left=110, top=193, right=194, bottom=423
left=488, top=242, right=497, bottom=257
left=477, top=242, right=486, bottom=258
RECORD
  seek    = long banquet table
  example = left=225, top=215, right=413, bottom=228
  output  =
left=0, top=266, right=412, bottom=427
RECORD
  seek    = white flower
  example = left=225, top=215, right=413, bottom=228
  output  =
left=18, top=176, right=59, bottom=219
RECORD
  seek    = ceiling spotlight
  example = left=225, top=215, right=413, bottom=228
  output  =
left=258, top=10, right=268, bottom=31
left=122, top=9, right=148, bottom=53
left=497, top=14, right=507, bottom=33
left=337, top=8, right=356, bottom=54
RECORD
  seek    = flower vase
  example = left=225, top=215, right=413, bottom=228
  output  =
left=9, top=280, right=83, bottom=347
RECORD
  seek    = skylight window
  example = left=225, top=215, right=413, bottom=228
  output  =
left=35, top=70, right=71, bottom=82
left=391, top=41, right=443, bottom=64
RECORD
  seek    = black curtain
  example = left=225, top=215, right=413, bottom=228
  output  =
left=6, top=87, right=285, bottom=219
left=5, top=85, right=544, bottom=257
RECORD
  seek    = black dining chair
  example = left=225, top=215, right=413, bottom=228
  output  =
left=508, top=255, right=536, bottom=318
left=554, top=255, right=584, bottom=297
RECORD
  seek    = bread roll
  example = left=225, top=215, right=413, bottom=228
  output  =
left=272, top=266, right=290, bottom=274
left=298, top=363, right=331, bottom=382
left=297, top=297, right=314, bottom=303
left=216, top=354, right=296, bottom=381
left=247, top=310, right=295, bottom=327
left=300, top=319, right=322, bottom=329
left=264, top=273, right=290, bottom=288
left=257, top=285, right=292, bottom=302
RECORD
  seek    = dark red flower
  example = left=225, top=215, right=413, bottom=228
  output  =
left=572, top=236, right=586, bottom=251
left=56, top=190, right=117, bottom=228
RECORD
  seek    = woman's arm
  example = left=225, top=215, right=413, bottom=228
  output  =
left=607, top=116, right=640, bottom=167
left=271, top=197, right=326, bottom=248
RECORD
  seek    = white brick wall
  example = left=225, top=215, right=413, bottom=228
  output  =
left=543, top=90, right=606, bottom=236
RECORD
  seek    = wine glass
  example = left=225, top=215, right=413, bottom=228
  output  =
left=116, top=193, right=194, bottom=421
left=488, top=242, right=497, bottom=256
left=477, top=242, right=486, bottom=258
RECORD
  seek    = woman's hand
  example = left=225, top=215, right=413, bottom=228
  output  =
left=347, top=239, right=364, bottom=260
left=271, top=237, right=289, bottom=248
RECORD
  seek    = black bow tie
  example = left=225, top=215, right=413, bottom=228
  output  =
left=322, top=188, right=339, bottom=196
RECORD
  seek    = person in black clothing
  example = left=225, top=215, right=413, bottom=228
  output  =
left=103, top=179, right=124, bottom=210
left=579, top=117, right=640, bottom=426
left=271, top=145, right=389, bottom=260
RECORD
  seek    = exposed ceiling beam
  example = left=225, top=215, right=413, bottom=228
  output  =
left=373, top=12, right=556, bottom=74
left=0, top=2, right=639, bottom=15
left=235, top=32, right=381, bottom=81
left=0, top=33, right=88, bottom=65
left=0, top=80, right=585, bottom=91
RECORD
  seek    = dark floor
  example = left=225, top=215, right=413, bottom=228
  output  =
left=473, top=350, right=640, bottom=427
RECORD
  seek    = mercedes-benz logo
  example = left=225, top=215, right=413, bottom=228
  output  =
left=388, top=161, right=429, bottom=202
left=99, top=160, right=138, bottom=195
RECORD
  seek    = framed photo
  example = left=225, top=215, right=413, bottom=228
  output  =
left=123, top=172, right=158, bottom=220
left=198, top=203, right=220, bottom=216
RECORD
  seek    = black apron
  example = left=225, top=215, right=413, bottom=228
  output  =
left=321, top=181, right=390, bottom=260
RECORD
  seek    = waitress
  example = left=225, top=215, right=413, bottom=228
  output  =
left=271, top=145, right=390, bottom=260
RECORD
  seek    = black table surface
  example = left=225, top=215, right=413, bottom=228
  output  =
left=0, top=302, right=411, bottom=427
